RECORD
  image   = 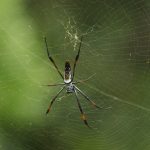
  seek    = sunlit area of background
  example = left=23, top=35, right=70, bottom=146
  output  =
left=0, top=0, right=150, bottom=149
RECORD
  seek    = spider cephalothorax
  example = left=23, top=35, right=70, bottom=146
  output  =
left=44, top=36, right=101, bottom=128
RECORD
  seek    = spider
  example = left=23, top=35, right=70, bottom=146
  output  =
left=44, top=36, right=101, bottom=127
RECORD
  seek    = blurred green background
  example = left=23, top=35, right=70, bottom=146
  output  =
left=0, top=0, right=150, bottom=149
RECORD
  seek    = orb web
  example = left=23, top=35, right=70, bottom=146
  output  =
left=0, top=0, right=150, bottom=150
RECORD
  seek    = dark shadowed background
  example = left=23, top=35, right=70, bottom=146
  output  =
left=0, top=0, right=150, bottom=150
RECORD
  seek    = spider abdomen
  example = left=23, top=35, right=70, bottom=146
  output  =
left=64, top=61, right=72, bottom=84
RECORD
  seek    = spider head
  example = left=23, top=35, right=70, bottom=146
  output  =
left=64, top=61, right=72, bottom=83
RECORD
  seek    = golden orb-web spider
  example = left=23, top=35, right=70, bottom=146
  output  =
left=44, top=36, right=101, bottom=128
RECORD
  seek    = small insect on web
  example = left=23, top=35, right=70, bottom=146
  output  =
left=44, top=36, right=101, bottom=128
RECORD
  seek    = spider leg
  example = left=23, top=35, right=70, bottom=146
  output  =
left=73, top=73, right=96, bottom=84
left=74, top=89, right=91, bottom=128
left=44, top=37, right=64, bottom=79
left=42, top=83, right=65, bottom=86
left=75, top=86, right=102, bottom=109
left=46, top=86, right=65, bottom=114
left=72, top=36, right=83, bottom=81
